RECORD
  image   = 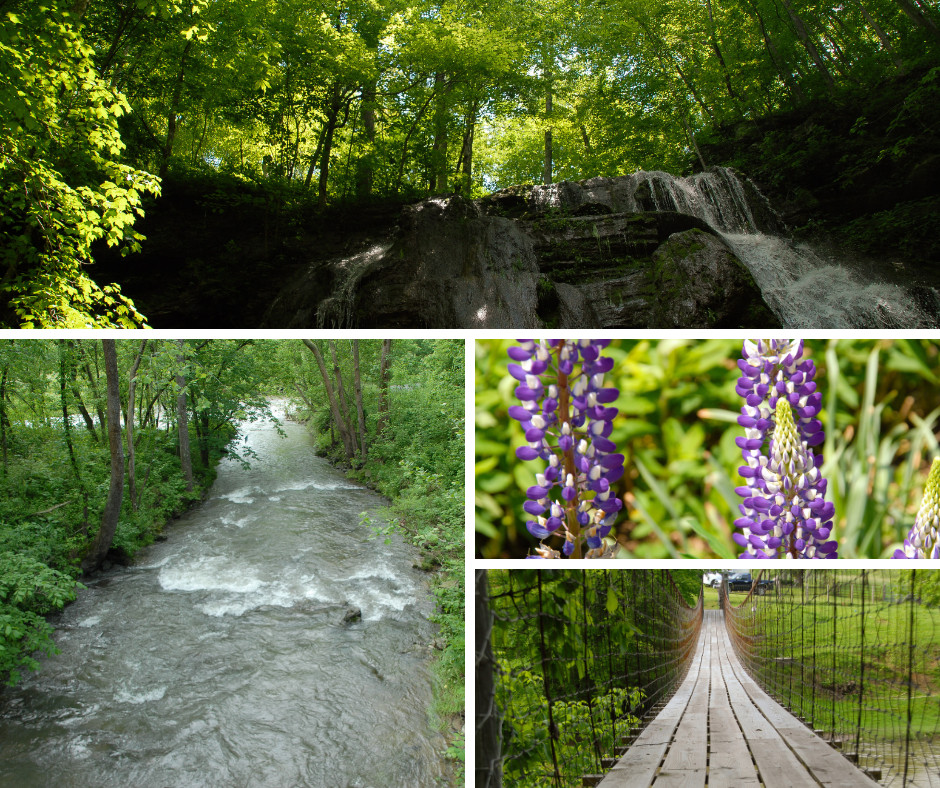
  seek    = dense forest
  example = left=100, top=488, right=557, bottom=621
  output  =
left=0, top=338, right=464, bottom=778
left=2, top=0, right=938, bottom=325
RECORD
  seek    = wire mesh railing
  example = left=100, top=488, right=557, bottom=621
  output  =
left=722, top=569, right=940, bottom=788
left=476, top=569, right=703, bottom=788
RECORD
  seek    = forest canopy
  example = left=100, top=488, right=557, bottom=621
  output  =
left=2, top=0, right=939, bottom=325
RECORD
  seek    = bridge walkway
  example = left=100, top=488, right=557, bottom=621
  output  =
left=597, top=610, right=880, bottom=788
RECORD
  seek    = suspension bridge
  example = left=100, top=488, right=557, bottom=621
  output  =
left=596, top=609, right=879, bottom=787
left=477, top=569, right=939, bottom=788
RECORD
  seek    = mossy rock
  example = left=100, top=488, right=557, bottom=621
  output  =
left=649, top=229, right=780, bottom=328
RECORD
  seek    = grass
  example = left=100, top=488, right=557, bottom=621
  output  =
left=726, top=571, right=940, bottom=743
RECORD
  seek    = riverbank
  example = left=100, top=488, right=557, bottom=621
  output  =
left=0, top=422, right=222, bottom=688
left=288, top=401, right=466, bottom=785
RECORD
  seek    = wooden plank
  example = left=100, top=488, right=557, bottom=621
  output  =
left=596, top=743, right=668, bottom=788
left=749, top=737, right=817, bottom=788
left=650, top=769, right=706, bottom=788
left=716, top=618, right=880, bottom=788
left=709, top=737, right=761, bottom=788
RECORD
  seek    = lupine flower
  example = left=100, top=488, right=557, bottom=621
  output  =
left=733, top=339, right=837, bottom=559
left=894, top=457, right=940, bottom=559
left=507, top=339, right=624, bottom=558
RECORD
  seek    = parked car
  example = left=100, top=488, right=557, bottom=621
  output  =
left=727, top=572, right=775, bottom=594
left=726, top=572, right=754, bottom=592
left=703, top=572, right=725, bottom=588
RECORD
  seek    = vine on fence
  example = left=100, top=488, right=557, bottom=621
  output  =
left=476, top=569, right=703, bottom=788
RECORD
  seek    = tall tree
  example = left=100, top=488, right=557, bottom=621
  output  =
left=81, top=340, right=124, bottom=573
left=0, top=1, right=159, bottom=327
left=352, top=339, right=367, bottom=459
left=175, top=340, right=195, bottom=492
left=125, top=339, right=148, bottom=512
left=301, top=339, right=356, bottom=461
left=377, top=339, right=393, bottom=437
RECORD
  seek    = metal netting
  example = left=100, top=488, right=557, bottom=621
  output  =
left=722, top=569, right=940, bottom=788
left=476, top=569, right=703, bottom=788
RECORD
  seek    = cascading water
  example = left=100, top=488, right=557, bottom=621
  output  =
left=0, top=403, right=445, bottom=788
left=315, top=242, right=392, bottom=329
left=532, top=167, right=939, bottom=328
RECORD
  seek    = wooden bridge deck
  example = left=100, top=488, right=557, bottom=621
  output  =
left=597, top=610, right=880, bottom=788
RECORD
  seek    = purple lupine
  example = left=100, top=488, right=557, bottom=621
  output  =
left=508, top=339, right=623, bottom=559
left=894, top=457, right=940, bottom=559
left=733, top=339, right=837, bottom=559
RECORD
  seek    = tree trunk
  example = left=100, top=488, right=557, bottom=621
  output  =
left=705, top=0, right=739, bottom=100
left=355, top=80, right=377, bottom=200
left=301, top=340, right=355, bottom=462
left=895, top=0, right=940, bottom=41
left=318, top=83, right=352, bottom=207
left=175, top=340, right=194, bottom=492
left=198, top=410, right=210, bottom=468
left=75, top=343, right=106, bottom=432
left=126, top=339, right=147, bottom=512
left=455, top=98, right=478, bottom=195
left=543, top=88, right=553, bottom=186
left=683, top=119, right=708, bottom=169
left=394, top=91, right=436, bottom=194
left=318, top=106, right=339, bottom=206
left=0, top=360, right=8, bottom=474
left=673, top=59, right=717, bottom=124
left=352, top=340, right=367, bottom=460
left=69, top=383, right=99, bottom=442
left=777, top=0, right=836, bottom=89
left=81, top=340, right=124, bottom=573
left=160, top=38, right=194, bottom=179
left=744, top=0, right=806, bottom=101
left=377, top=339, right=392, bottom=437
left=431, top=72, right=449, bottom=193
left=855, top=0, right=905, bottom=70
left=579, top=124, right=594, bottom=157
left=329, top=340, right=355, bottom=446
left=58, top=341, right=89, bottom=533
left=303, top=125, right=327, bottom=191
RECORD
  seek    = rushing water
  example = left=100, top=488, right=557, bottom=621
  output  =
left=0, top=407, right=445, bottom=788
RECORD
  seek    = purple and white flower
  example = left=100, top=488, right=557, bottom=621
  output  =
left=508, top=339, right=623, bottom=559
left=733, top=339, right=837, bottom=559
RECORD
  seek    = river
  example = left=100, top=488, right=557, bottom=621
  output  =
left=0, top=406, right=445, bottom=787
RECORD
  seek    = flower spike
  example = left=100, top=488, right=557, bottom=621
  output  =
left=894, top=457, right=940, bottom=559
left=510, top=339, right=622, bottom=559
left=733, top=339, right=837, bottom=559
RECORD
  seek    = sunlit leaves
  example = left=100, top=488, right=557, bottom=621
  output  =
left=0, top=2, right=160, bottom=326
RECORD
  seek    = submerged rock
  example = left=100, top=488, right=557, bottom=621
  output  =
left=342, top=605, right=362, bottom=624
left=265, top=169, right=782, bottom=328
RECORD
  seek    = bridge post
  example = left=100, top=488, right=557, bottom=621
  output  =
left=475, top=569, right=502, bottom=788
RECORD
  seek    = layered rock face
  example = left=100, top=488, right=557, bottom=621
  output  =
left=265, top=169, right=780, bottom=328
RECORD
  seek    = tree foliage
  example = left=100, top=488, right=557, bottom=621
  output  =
left=0, top=1, right=160, bottom=326
left=0, top=338, right=280, bottom=684
left=2, top=0, right=938, bottom=322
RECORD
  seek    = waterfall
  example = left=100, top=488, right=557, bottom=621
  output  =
left=315, top=242, right=391, bottom=329
left=531, top=167, right=939, bottom=328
